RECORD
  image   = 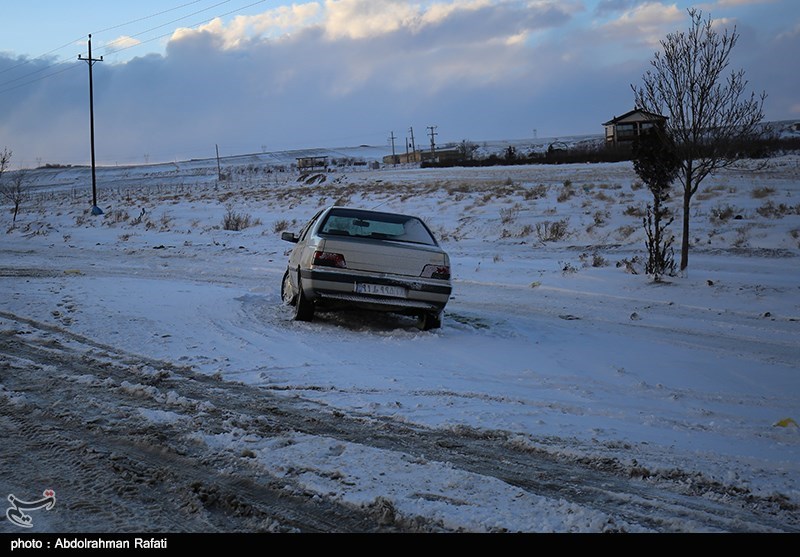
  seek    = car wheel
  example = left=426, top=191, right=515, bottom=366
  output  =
left=419, top=311, right=442, bottom=331
left=293, top=281, right=315, bottom=322
left=281, top=270, right=296, bottom=306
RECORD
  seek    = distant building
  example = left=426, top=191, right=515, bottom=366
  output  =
left=603, top=109, right=667, bottom=146
left=296, top=156, right=328, bottom=171
left=382, top=148, right=461, bottom=165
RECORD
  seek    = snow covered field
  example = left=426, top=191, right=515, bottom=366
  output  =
left=1, top=149, right=798, bottom=532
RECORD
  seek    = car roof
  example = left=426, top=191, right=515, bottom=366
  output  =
left=325, top=206, right=421, bottom=220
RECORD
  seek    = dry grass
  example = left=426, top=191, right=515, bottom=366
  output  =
left=557, top=180, right=576, bottom=203
left=615, top=225, right=636, bottom=240
left=580, top=251, right=609, bottom=268
left=751, top=186, right=775, bottom=199
left=522, top=184, right=548, bottom=200
left=273, top=219, right=291, bottom=233
left=624, top=204, right=646, bottom=218
left=222, top=208, right=261, bottom=231
left=757, top=201, right=800, bottom=218
left=499, top=205, right=520, bottom=224
left=710, top=204, right=742, bottom=223
left=696, top=184, right=729, bottom=201
left=104, top=209, right=129, bottom=225
left=536, top=218, right=570, bottom=242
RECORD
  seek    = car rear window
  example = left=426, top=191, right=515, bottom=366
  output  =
left=319, top=209, right=437, bottom=246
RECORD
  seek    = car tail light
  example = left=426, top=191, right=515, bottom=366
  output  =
left=421, top=264, right=450, bottom=280
left=313, top=250, right=346, bottom=268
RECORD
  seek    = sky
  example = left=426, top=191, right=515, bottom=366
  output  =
left=0, top=0, right=798, bottom=167
left=1, top=148, right=798, bottom=531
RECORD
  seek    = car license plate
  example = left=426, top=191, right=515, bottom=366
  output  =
left=354, top=283, right=407, bottom=298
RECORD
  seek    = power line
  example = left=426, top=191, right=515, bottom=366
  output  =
left=102, top=0, right=267, bottom=58
left=0, top=0, right=209, bottom=79
left=99, top=0, right=234, bottom=56
left=0, top=39, right=83, bottom=77
left=0, top=1, right=210, bottom=82
left=92, top=0, right=206, bottom=35
left=0, top=0, right=263, bottom=92
left=0, top=63, right=81, bottom=95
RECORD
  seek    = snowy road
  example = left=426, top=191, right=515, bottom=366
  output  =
left=0, top=307, right=795, bottom=532
left=1, top=157, right=799, bottom=532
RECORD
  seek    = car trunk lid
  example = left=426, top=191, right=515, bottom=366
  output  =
left=321, top=237, right=446, bottom=277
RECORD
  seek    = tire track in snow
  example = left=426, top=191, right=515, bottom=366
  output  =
left=1, top=312, right=797, bottom=532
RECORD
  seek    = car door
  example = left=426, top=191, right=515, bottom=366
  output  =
left=288, top=208, right=325, bottom=274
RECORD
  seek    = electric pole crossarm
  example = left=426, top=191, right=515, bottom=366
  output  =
left=427, top=125, right=438, bottom=159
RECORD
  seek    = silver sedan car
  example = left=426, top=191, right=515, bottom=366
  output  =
left=280, top=206, right=452, bottom=329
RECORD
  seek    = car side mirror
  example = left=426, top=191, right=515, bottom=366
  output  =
left=281, top=231, right=299, bottom=243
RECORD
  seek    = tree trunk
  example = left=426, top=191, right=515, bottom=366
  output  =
left=680, top=174, right=692, bottom=271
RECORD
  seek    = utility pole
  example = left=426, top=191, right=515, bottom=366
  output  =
left=388, top=131, right=397, bottom=165
left=216, top=144, right=223, bottom=182
left=409, top=127, right=417, bottom=162
left=427, top=125, right=438, bottom=160
left=78, top=35, right=103, bottom=216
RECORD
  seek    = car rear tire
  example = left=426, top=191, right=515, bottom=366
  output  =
left=293, top=282, right=315, bottom=322
left=419, top=311, right=442, bottom=331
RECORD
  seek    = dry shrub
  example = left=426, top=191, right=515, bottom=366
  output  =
left=615, top=225, right=636, bottom=240
left=104, top=209, right=129, bottom=225
left=580, top=252, right=609, bottom=268
left=557, top=180, right=575, bottom=203
left=536, top=218, right=569, bottom=242
left=696, top=184, right=728, bottom=201
left=757, top=201, right=799, bottom=218
left=751, top=186, right=775, bottom=199
left=523, top=184, right=548, bottom=200
left=710, top=204, right=741, bottom=223
left=223, top=208, right=259, bottom=231
left=733, top=226, right=750, bottom=247
left=500, top=205, right=520, bottom=224
left=273, top=219, right=290, bottom=233
left=624, top=205, right=646, bottom=217
left=594, top=191, right=614, bottom=203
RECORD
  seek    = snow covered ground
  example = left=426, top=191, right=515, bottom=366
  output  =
left=1, top=148, right=798, bottom=532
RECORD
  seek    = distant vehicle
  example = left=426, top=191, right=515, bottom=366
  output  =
left=280, top=206, right=452, bottom=330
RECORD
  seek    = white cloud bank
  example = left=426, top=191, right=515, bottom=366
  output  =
left=0, top=0, right=796, bottom=167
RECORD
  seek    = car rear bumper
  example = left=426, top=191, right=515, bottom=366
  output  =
left=300, top=268, right=451, bottom=312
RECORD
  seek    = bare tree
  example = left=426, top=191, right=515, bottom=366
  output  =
left=632, top=8, right=766, bottom=272
left=456, top=140, right=478, bottom=161
left=0, top=148, right=22, bottom=224
left=0, top=148, right=10, bottom=180
left=1, top=171, right=29, bottom=224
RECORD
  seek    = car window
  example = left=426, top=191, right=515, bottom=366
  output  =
left=299, top=209, right=324, bottom=242
left=319, top=209, right=437, bottom=245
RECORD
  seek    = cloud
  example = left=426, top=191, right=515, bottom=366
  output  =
left=0, top=0, right=796, bottom=167
left=715, top=0, right=777, bottom=7
left=323, top=0, right=423, bottom=40
left=172, top=2, right=323, bottom=48
left=599, top=2, right=685, bottom=47
left=103, top=35, right=142, bottom=54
